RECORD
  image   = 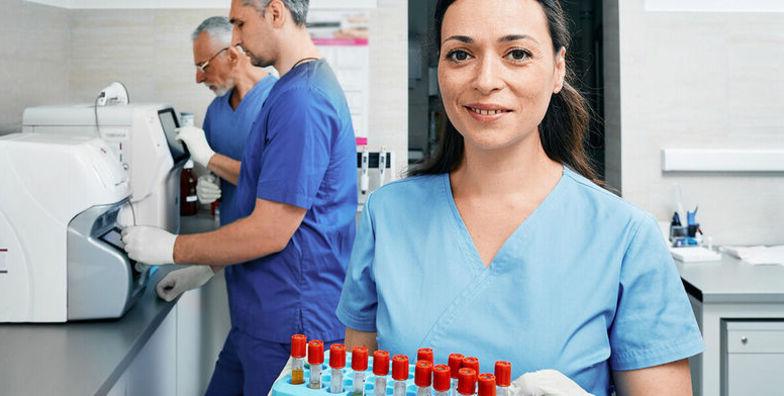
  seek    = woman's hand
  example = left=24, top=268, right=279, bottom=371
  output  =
left=511, top=369, right=593, bottom=396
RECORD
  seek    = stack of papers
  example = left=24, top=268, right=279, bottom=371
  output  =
left=721, top=245, right=784, bottom=265
left=670, top=247, right=722, bottom=262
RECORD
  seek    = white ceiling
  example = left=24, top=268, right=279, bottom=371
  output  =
left=25, top=0, right=377, bottom=9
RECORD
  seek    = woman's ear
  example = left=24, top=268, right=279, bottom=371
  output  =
left=553, top=46, right=566, bottom=94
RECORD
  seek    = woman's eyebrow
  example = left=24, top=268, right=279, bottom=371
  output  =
left=442, top=34, right=540, bottom=45
left=443, top=35, right=473, bottom=44
left=499, top=34, right=539, bottom=44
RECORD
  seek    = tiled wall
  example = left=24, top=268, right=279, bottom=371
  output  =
left=606, top=1, right=784, bottom=245
left=366, top=0, right=408, bottom=174
left=3, top=1, right=408, bottom=173
left=67, top=1, right=408, bottom=174
left=68, top=8, right=222, bottom=128
left=0, top=0, right=71, bottom=135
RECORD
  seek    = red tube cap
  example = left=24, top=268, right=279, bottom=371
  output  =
left=448, top=353, right=465, bottom=379
left=352, top=346, right=369, bottom=371
left=329, top=344, right=346, bottom=368
left=308, top=340, right=324, bottom=364
left=462, top=357, right=480, bottom=374
left=415, top=360, right=433, bottom=387
left=494, top=361, right=511, bottom=387
left=433, top=364, right=452, bottom=392
left=291, top=334, right=307, bottom=358
left=417, top=347, right=434, bottom=364
left=373, top=350, right=390, bottom=375
left=457, top=368, right=477, bottom=395
left=392, top=354, right=409, bottom=381
left=478, top=374, right=496, bottom=396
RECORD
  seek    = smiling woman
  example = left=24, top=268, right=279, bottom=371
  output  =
left=410, top=0, right=597, bottom=185
left=337, top=0, right=704, bottom=395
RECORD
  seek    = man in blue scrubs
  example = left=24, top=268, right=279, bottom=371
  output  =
left=123, top=2, right=356, bottom=394
left=155, top=16, right=276, bottom=301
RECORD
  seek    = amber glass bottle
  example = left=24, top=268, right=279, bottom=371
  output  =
left=180, top=160, right=198, bottom=216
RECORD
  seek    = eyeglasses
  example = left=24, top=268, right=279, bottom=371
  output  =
left=195, top=47, right=230, bottom=73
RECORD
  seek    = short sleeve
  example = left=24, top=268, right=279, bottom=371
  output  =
left=336, top=196, right=378, bottom=332
left=609, top=216, right=704, bottom=371
left=256, top=87, right=336, bottom=209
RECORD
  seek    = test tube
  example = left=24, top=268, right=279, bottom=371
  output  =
left=462, top=357, right=480, bottom=376
left=417, top=347, right=434, bottom=364
left=416, top=360, right=434, bottom=396
left=352, top=346, right=369, bottom=396
left=433, top=364, right=452, bottom=396
left=448, top=353, right=464, bottom=396
left=392, top=354, right=410, bottom=396
left=290, top=334, right=307, bottom=385
left=477, top=374, right=496, bottom=396
left=457, top=368, right=477, bottom=396
left=494, top=361, right=511, bottom=396
left=308, top=340, right=324, bottom=389
left=461, top=356, right=480, bottom=395
left=329, top=343, right=347, bottom=393
left=373, top=350, right=391, bottom=396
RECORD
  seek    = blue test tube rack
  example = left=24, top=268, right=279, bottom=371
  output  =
left=272, top=355, right=418, bottom=396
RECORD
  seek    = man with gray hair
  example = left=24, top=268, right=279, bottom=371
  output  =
left=122, top=1, right=356, bottom=395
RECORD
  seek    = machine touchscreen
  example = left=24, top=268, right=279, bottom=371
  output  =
left=158, top=108, right=189, bottom=163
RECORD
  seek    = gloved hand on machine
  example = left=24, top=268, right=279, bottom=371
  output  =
left=176, top=126, right=215, bottom=169
left=119, top=208, right=214, bottom=303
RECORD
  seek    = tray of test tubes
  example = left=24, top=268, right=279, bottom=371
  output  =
left=271, top=334, right=512, bottom=396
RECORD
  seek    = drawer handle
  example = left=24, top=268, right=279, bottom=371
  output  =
left=740, top=337, right=748, bottom=345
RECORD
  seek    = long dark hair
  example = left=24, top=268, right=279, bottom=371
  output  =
left=409, top=0, right=600, bottom=185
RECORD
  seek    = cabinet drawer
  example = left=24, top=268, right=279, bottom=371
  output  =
left=726, top=322, right=784, bottom=354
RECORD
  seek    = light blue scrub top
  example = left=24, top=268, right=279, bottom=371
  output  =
left=203, top=74, right=277, bottom=225
left=230, top=59, right=357, bottom=343
left=337, top=167, right=703, bottom=395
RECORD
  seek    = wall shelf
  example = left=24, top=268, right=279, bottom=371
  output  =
left=661, top=148, right=784, bottom=172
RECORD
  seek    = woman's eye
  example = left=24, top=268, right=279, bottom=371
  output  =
left=506, top=49, right=531, bottom=61
left=446, top=50, right=471, bottom=62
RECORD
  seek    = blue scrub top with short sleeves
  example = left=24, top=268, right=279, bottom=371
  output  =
left=203, top=74, right=277, bottom=225
left=337, top=167, right=703, bottom=395
left=231, top=59, right=357, bottom=343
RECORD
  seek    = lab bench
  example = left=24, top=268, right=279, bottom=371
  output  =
left=677, top=255, right=784, bottom=396
left=0, top=213, right=229, bottom=396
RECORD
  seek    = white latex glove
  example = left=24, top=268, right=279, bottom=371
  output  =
left=511, top=369, right=593, bottom=396
left=176, top=126, right=215, bottom=168
left=197, top=174, right=222, bottom=204
left=116, top=203, right=135, bottom=228
left=121, top=226, right=177, bottom=265
left=155, top=265, right=214, bottom=302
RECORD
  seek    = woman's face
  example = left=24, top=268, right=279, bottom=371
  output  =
left=438, top=0, right=566, bottom=153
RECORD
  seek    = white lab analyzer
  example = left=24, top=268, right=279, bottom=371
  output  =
left=0, top=133, right=148, bottom=322
left=22, top=103, right=189, bottom=233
